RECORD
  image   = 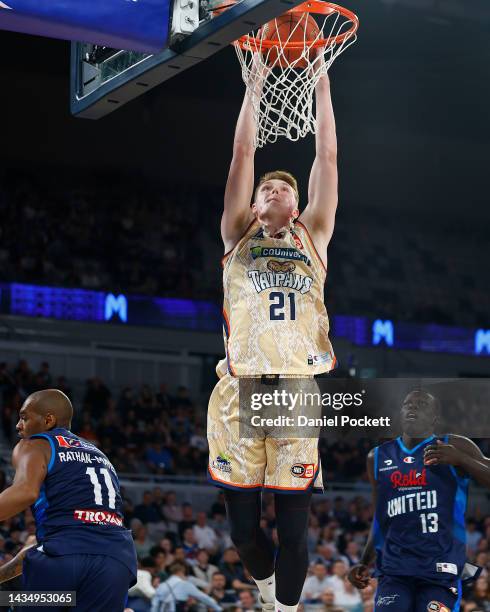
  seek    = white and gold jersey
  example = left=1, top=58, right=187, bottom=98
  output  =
left=218, top=219, right=335, bottom=376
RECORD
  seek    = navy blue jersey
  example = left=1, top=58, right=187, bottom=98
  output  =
left=29, top=428, right=136, bottom=578
left=373, top=435, right=468, bottom=583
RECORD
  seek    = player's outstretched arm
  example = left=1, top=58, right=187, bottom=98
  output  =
left=221, top=56, right=263, bottom=253
left=0, top=537, right=37, bottom=584
left=300, top=69, right=338, bottom=262
left=348, top=449, right=376, bottom=589
left=424, top=436, right=490, bottom=489
left=0, top=440, right=48, bottom=521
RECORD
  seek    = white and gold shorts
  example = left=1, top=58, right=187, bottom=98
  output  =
left=207, top=374, right=323, bottom=493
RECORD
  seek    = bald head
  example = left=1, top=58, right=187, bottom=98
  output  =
left=23, top=389, right=73, bottom=430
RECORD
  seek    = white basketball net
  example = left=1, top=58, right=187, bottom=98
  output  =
left=233, top=2, right=358, bottom=148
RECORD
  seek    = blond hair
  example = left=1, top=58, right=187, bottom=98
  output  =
left=254, top=170, right=299, bottom=204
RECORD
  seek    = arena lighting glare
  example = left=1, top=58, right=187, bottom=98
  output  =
left=372, top=319, right=394, bottom=347
left=475, top=329, right=490, bottom=355
left=1, top=282, right=489, bottom=358
left=104, top=293, right=127, bottom=323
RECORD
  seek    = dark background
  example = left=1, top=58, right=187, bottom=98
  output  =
left=1, top=0, right=490, bottom=223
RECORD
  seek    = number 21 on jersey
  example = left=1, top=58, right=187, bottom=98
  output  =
left=269, top=292, right=296, bottom=320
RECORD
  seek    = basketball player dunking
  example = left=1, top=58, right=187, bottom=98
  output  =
left=348, top=389, right=490, bottom=612
left=207, top=62, right=337, bottom=612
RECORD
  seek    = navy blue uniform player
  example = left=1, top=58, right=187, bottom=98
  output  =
left=0, top=389, right=137, bottom=611
left=348, top=390, right=490, bottom=612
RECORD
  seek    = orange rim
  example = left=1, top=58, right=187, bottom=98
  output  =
left=235, top=1, right=359, bottom=50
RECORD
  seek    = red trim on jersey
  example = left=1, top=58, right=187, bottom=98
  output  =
left=294, top=220, right=327, bottom=274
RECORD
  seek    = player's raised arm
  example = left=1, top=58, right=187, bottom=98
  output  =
left=221, top=56, right=264, bottom=253
left=0, top=440, right=48, bottom=521
left=300, top=70, right=338, bottom=258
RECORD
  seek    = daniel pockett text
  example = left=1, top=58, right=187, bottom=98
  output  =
left=238, top=378, right=490, bottom=441
left=246, top=387, right=390, bottom=434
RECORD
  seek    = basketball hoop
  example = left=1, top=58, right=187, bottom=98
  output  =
left=217, top=1, right=359, bottom=148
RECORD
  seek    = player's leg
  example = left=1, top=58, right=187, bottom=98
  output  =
left=374, top=575, right=415, bottom=612
left=415, top=579, right=462, bottom=612
left=208, top=374, right=273, bottom=604
left=19, top=547, right=77, bottom=612
left=264, top=428, right=323, bottom=611
left=273, top=490, right=312, bottom=611
left=224, top=489, right=276, bottom=598
left=20, top=549, right=132, bottom=612
left=207, top=374, right=266, bottom=489
left=74, top=554, right=133, bottom=612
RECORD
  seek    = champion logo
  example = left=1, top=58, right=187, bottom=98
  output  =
left=403, top=456, right=415, bottom=463
left=390, top=468, right=428, bottom=488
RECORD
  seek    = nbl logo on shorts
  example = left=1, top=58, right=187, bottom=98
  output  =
left=291, top=464, right=314, bottom=478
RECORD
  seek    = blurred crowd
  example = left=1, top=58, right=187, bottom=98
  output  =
left=0, top=360, right=377, bottom=483
left=1, top=357, right=490, bottom=611
left=1, top=170, right=489, bottom=327
left=0, top=483, right=489, bottom=612
left=0, top=171, right=222, bottom=301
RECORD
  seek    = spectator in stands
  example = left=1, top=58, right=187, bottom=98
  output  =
left=56, top=376, right=72, bottom=400
left=209, top=572, right=238, bottom=607
left=145, top=442, right=174, bottom=474
left=128, top=559, right=157, bottom=612
left=134, top=525, right=154, bottom=558
left=237, top=590, right=256, bottom=611
left=341, top=541, right=361, bottom=567
left=319, top=588, right=344, bottom=612
left=335, top=577, right=362, bottom=610
left=209, top=492, right=226, bottom=519
left=192, top=549, right=219, bottom=586
left=178, top=503, right=196, bottom=539
left=360, top=584, right=375, bottom=612
left=150, top=547, right=169, bottom=583
left=151, top=562, right=223, bottom=612
left=77, top=411, right=100, bottom=445
left=182, top=528, right=199, bottom=561
left=319, top=524, right=339, bottom=556
left=332, top=497, right=350, bottom=528
left=84, top=376, right=111, bottom=419
left=193, top=511, right=218, bottom=555
left=219, top=548, right=255, bottom=592
left=301, top=563, right=331, bottom=602
left=325, top=560, right=348, bottom=591
left=135, top=492, right=162, bottom=525
left=307, top=515, right=321, bottom=554
left=471, top=576, right=490, bottom=611
left=162, top=491, right=183, bottom=526
left=14, top=359, right=33, bottom=394
left=158, top=538, right=176, bottom=567
left=36, top=361, right=52, bottom=388
left=156, top=384, right=172, bottom=411
left=466, top=519, right=483, bottom=555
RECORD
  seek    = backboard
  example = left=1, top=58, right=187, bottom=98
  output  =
left=70, top=0, right=307, bottom=119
